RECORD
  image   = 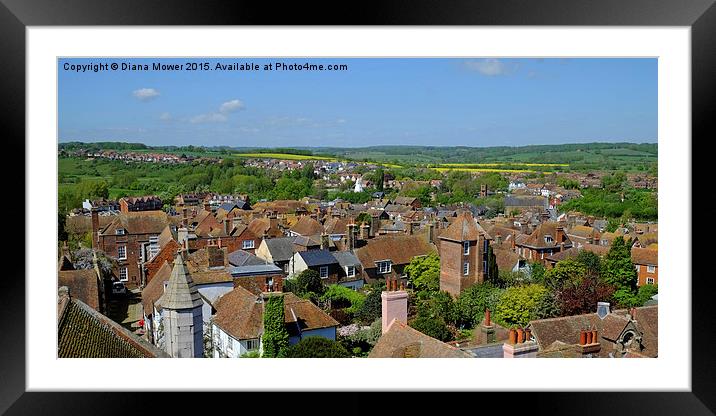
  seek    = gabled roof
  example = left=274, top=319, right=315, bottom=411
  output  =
left=299, top=249, right=339, bottom=267
left=58, top=289, right=167, bottom=358
left=289, top=216, right=323, bottom=236
left=212, top=290, right=339, bottom=341
left=519, top=222, right=572, bottom=249
left=332, top=251, right=361, bottom=268
left=262, top=237, right=295, bottom=262
left=157, top=254, right=203, bottom=310
left=369, top=319, right=472, bottom=358
left=323, top=217, right=352, bottom=235
left=393, top=196, right=418, bottom=206
left=230, top=264, right=283, bottom=277
left=631, top=247, right=658, bottom=266
left=355, top=234, right=436, bottom=268
left=227, top=249, right=267, bottom=267
left=493, top=248, right=520, bottom=272
left=438, top=211, right=489, bottom=242
left=504, top=195, right=549, bottom=208
left=100, top=211, right=169, bottom=235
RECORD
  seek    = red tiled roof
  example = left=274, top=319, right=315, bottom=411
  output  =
left=355, top=234, right=436, bottom=268
left=369, top=319, right=472, bottom=358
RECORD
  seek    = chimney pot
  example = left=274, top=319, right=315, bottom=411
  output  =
left=508, top=329, right=517, bottom=344
left=516, top=328, right=524, bottom=344
left=579, top=330, right=587, bottom=345
left=525, top=328, right=531, bottom=341
left=485, top=309, right=491, bottom=326
left=591, top=330, right=598, bottom=344
left=586, top=330, right=593, bottom=344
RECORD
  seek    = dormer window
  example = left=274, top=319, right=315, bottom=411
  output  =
left=116, top=228, right=126, bottom=235
left=544, top=235, right=553, bottom=244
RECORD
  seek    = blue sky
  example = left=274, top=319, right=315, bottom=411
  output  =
left=58, top=58, right=657, bottom=148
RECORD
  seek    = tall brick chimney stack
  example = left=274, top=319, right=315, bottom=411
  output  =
left=381, top=278, right=408, bottom=334
left=347, top=223, right=356, bottom=252
left=321, top=232, right=330, bottom=250
left=360, top=223, right=369, bottom=240
left=503, top=326, right=539, bottom=358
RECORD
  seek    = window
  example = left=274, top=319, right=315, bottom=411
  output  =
left=544, top=236, right=553, bottom=244
left=148, top=236, right=159, bottom=260
left=647, top=265, right=656, bottom=273
left=117, top=245, right=127, bottom=260
left=319, top=266, right=329, bottom=279
left=115, top=228, right=126, bottom=235
left=463, top=241, right=470, bottom=255
left=246, top=339, right=259, bottom=351
left=377, top=261, right=392, bottom=274
left=646, top=277, right=655, bottom=285
left=284, top=263, right=290, bottom=273
left=635, top=265, right=640, bottom=272
left=346, top=266, right=356, bottom=277
left=242, top=240, right=255, bottom=249
left=119, top=267, right=128, bottom=282
left=463, top=262, right=469, bottom=276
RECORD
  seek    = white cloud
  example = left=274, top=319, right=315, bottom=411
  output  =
left=132, top=88, right=160, bottom=101
left=159, top=112, right=172, bottom=121
left=464, top=59, right=507, bottom=76
left=190, top=113, right=228, bottom=124
left=219, top=99, right=245, bottom=114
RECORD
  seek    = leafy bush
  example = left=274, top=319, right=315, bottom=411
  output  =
left=285, top=269, right=325, bottom=298
left=636, top=284, right=658, bottom=306
left=494, top=284, right=552, bottom=327
left=320, top=284, right=366, bottom=315
left=284, top=336, right=351, bottom=358
left=409, top=315, right=453, bottom=342
left=453, top=283, right=503, bottom=329
left=355, top=287, right=382, bottom=325
left=404, top=253, right=440, bottom=291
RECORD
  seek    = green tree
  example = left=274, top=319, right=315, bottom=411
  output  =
left=453, top=283, right=503, bottom=328
left=285, top=269, right=325, bottom=298
left=261, top=295, right=290, bottom=358
left=529, top=262, right=546, bottom=284
left=636, top=284, right=658, bottom=306
left=544, top=259, right=588, bottom=290
left=602, top=237, right=638, bottom=292
left=355, top=286, right=383, bottom=325
left=486, top=245, right=499, bottom=285
left=284, top=336, right=351, bottom=358
left=494, top=284, right=552, bottom=327
left=404, top=253, right=440, bottom=292
left=409, top=315, right=453, bottom=342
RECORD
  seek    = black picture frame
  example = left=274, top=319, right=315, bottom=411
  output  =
left=2, top=0, right=714, bottom=414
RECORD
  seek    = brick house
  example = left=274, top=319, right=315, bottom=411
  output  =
left=354, top=233, right=436, bottom=284
left=438, top=211, right=492, bottom=297
left=92, top=209, right=169, bottom=289
left=632, top=247, right=658, bottom=286
left=514, top=222, right=573, bottom=267
left=118, top=196, right=163, bottom=213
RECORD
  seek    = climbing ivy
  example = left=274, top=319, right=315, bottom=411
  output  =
left=261, top=295, right=289, bottom=358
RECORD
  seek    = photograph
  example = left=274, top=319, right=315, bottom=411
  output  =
left=56, top=57, right=659, bottom=360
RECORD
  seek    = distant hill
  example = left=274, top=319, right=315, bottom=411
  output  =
left=59, top=141, right=657, bottom=171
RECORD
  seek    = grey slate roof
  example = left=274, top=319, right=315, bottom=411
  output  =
left=157, top=254, right=203, bottom=310
left=299, top=249, right=339, bottom=267
left=332, top=251, right=361, bottom=268
left=227, top=249, right=267, bottom=267
left=504, top=195, right=548, bottom=208
left=264, top=237, right=295, bottom=262
left=230, top=263, right=283, bottom=277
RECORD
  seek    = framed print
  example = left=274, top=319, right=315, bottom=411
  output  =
left=3, top=0, right=715, bottom=414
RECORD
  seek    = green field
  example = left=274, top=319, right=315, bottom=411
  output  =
left=235, top=153, right=337, bottom=161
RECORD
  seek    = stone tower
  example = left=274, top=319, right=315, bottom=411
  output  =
left=157, top=252, right=204, bottom=358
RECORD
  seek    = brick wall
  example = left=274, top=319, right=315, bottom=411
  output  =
left=439, top=238, right=483, bottom=297
left=145, top=240, right=180, bottom=285
left=636, top=264, right=658, bottom=286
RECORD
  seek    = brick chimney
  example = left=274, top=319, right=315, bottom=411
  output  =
left=555, top=226, right=565, bottom=243
left=321, top=232, right=330, bottom=250
left=503, top=326, right=539, bottom=358
left=495, top=232, right=502, bottom=245
left=511, top=231, right=516, bottom=250
left=91, top=208, right=99, bottom=249
left=182, top=207, right=189, bottom=227
left=577, top=327, right=601, bottom=355
left=370, top=214, right=379, bottom=238
left=427, top=221, right=435, bottom=244
left=480, top=309, right=495, bottom=344
left=204, top=201, right=211, bottom=212
left=360, top=223, right=369, bottom=240
left=381, top=278, right=408, bottom=334
left=224, top=219, right=231, bottom=236
left=347, top=223, right=356, bottom=252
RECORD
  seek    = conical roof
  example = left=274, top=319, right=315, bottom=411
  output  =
left=157, top=252, right=203, bottom=310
